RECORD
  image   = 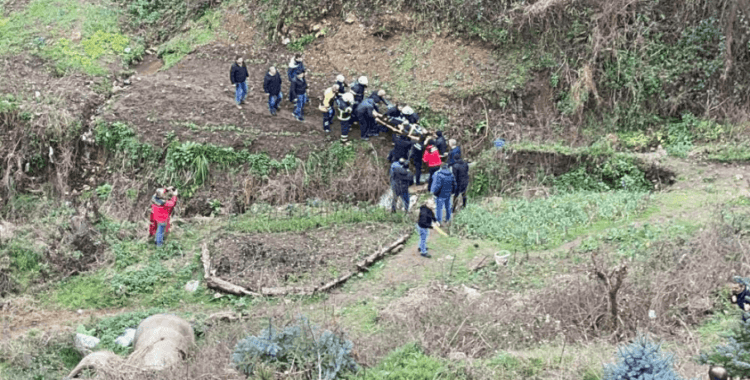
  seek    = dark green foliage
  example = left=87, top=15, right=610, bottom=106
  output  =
left=350, top=343, right=462, bottom=380
left=555, top=155, right=652, bottom=192
left=288, top=34, right=315, bottom=52
left=698, top=315, right=750, bottom=379
left=94, top=121, right=160, bottom=167
left=232, top=316, right=357, bottom=380
left=603, top=335, right=687, bottom=380
left=110, top=262, right=173, bottom=296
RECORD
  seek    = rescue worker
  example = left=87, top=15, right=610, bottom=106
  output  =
left=434, top=131, right=448, bottom=156
left=367, top=90, right=389, bottom=133
left=150, top=187, right=178, bottom=247
left=336, top=74, right=348, bottom=94
left=423, top=139, right=442, bottom=189
left=451, top=154, right=470, bottom=212
left=230, top=56, right=249, bottom=109
left=389, top=134, right=413, bottom=163
left=287, top=53, right=305, bottom=101
left=350, top=76, right=368, bottom=106
left=335, top=92, right=356, bottom=145
left=355, top=96, right=381, bottom=141
left=731, top=279, right=750, bottom=321
left=430, top=162, right=457, bottom=223
left=390, top=158, right=413, bottom=213
left=321, top=84, right=340, bottom=136
left=448, top=139, right=462, bottom=166
left=410, top=137, right=426, bottom=185
left=263, top=66, right=283, bottom=116
left=416, top=199, right=439, bottom=258
left=290, top=71, right=309, bottom=122
left=403, top=105, right=419, bottom=125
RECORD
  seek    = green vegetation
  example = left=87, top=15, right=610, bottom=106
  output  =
left=350, top=343, right=463, bottom=380
left=554, top=155, right=652, bottom=192
left=288, top=33, right=316, bottom=52
left=87, top=308, right=166, bottom=355
left=454, top=191, right=648, bottom=250
left=0, top=0, right=141, bottom=75
left=157, top=9, right=222, bottom=69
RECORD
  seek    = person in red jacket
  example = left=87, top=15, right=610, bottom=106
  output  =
left=422, top=139, right=442, bottom=190
left=149, top=187, right=178, bottom=247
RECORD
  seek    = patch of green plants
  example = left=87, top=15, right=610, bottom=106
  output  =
left=706, top=143, right=750, bottom=163
left=158, top=9, right=222, bottom=69
left=0, top=239, right=44, bottom=293
left=229, top=205, right=405, bottom=234
left=0, top=329, right=82, bottom=379
left=86, top=308, right=166, bottom=355
left=454, top=191, right=649, bottom=251
left=554, top=155, right=652, bottom=192
left=95, top=121, right=161, bottom=167
left=349, top=343, right=463, bottom=380
left=53, top=272, right=124, bottom=309
left=110, top=261, right=173, bottom=297
left=287, top=34, right=316, bottom=52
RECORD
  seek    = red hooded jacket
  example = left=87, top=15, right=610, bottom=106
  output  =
left=422, top=145, right=442, bottom=168
left=152, top=196, right=177, bottom=223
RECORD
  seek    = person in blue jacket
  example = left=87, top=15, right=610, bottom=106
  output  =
left=287, top=53, right=304, bottom=102
left=263, top=66, right=283, bottom=116
left=416, top=199, right=438, bottom=258
left=355, top=97, right=381, bottom=141
left=430, top=162, right=457, bottom=223
left=451, top=154, right=470, bottom=211
left=230, top=56, right=249, bottom=109
left=448, top=139, right=462, bottom=166
left=290, top=71, right=309, bottom=121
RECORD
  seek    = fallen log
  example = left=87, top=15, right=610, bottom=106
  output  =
left=261, top=286, right=317, bottom=297
left=319, top=272, right=355, bottom=292
left=356, top=233, right=411, bottom=268
left=205, top=276, right=261, bottom=297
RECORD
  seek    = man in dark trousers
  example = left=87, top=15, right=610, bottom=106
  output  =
left=263, top=66, right=283, bottom=116
left=321, top=84, right=340, bottom=136
left=336, top=92, right=356, bottom=145
left=230, top=56, right=249, bottom=109
left=388, top=134, right=413, bottom=163
left=290, top=71, right=309, bottom=121
left=350, top=76, right=368, bottom=106
left=434, top=131, right=448, bottom=156
left=430, top=162, right=457, bottom=223
left=416, top=199, right=439, bottom=258
left=390, top=158, right=413, bottom=213
left=287, top=53, right=304, bottom=102
left=355, top=97, right=381, bottom=141
left=451, top=154, right=470, bottom=212
left=410, top=137, right=426, bottom=185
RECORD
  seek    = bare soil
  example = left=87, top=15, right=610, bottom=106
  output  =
left=210, top=223, right=404, bottom=290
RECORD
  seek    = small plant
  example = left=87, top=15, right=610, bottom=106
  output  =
left=603, top=335, right=687, bottom=380
left=95, top=183, right=113, bottom=199
left=287, top=34, right=316, bottom=52
left=232, top=316, right=357, bottom=379
left=209, top=199, right=221, bottom=215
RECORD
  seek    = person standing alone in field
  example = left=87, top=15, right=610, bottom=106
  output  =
left=149, top=187, right=178, bottom=248
left=263, top=66, right=283, bottom=116
left=230, top=57, right=249, bottom=109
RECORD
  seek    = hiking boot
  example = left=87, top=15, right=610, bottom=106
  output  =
left=421, top=252, right=432, bottom=258
left=236, top=104, right=242, bottom=110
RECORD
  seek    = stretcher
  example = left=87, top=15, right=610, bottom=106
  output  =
left=375, top=116, right=430, bottom=141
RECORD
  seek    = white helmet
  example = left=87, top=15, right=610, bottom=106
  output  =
left=402, top=106, right=414, bottom=115
left=358, top=76, right=368, bottom=85
left=342, top=92, right=354, bottom=103
left=336, top=74, right=345, bottom=82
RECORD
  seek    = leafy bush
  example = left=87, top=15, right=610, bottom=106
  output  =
left=95, top=122, right=160, bottom=167
left=554, top=155, right=652, bottom=192
left=352, top=343, right=459, bottom=380
left=698, top=313, right=750, bottom=378
left=96, top=183, right=113, bottom=199
left=454, top=191, right=648, bottom=249
left=603, top=335, right=687, bottom=380
left=288, top=34, right=316, bottom=52
left=111, top=262, right=173, bottom=296
left=232, top=316, right=357, bottom=379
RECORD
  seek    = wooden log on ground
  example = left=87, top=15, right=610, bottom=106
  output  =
left=205, top=276, right=261, bottom=297
left=201, top=243, right=212, bottom=278
left=261, top=286, right=317, bottom=297
left=356, top=233, right=411, bottom=268
left=318, top=272, right=355, bottom=292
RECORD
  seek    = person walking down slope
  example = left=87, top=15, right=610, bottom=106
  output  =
left=451, top=154, right=470, bottom=212
left=423, top=139, right=442, bottom=190
left=431, top=162, right=457, bottom=223
left=321, top=84, right=340, bottom=137
left=290, top=71, right=309, bottom=122
left=150, top=187, right=178, bottom=248
left=336, top=92, right=356, bottom=145
left=263, top=66, right=283, bottom=116
left=287, top=53, right=305, bottom=102
left=230, top=56, right=249, bottom=109
left=416, top=199, right=439, bottom=258
left=390, top=158, right=414, bottom=213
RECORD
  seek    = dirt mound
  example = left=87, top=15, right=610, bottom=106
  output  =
left=211, top=223, right=403, bottom=289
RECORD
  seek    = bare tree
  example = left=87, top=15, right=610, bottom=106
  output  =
left=591, top=252, right=628, bottom=331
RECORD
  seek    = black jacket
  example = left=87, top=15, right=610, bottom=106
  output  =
left=391, top=165, right=413, bottom=194
left=263, top=72, right=282, bottom=95
left=451, top=159, right=469, bottom=193
left=410, top=141, right=425, bottom=162
left=418, top=206, right=437, bottom=229
left=434, top=135, right=448, bottom=155
left=386, top=105, right=402, bottom=119
left=290, top=77, right=308, bottom=99
left=351, top=83, right=367, bottom=103
left=393, top=136, right=413, bottom=161
left=230, top=63, right=249, bottom=84
left=336, top=81, right=348, bottom=94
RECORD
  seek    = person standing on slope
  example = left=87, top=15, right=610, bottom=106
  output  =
left=416, top=199, right=439, bottom=258
left=230, top=56, right=249, bottom=109
left=263, top=66, right=283, bottom=116
left=150, top=187, right=178, bottom=248
left=321, top=84, right=340, bottom=137
left=290, top=71, right=309, bottom=122
left=287, top=53, right=305, bottom=102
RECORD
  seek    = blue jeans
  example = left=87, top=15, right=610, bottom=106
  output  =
left=435, top=196, right=451, bottom=223
left=155, top=223, right=167, bottom=247
left=323, top=107, right=335, bottom=131
left=416, top=225, right=429, bottom=254
left=268, top=92, right=282, bottom=112
left=235, top=82, right=247, bottom=105
left=391, top=188, right=409, bottom=212
left=294, top=94, right=308, bottom=119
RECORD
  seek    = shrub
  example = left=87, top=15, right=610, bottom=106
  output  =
left=353, top=343, right=457, bottom=380
left=603, top=335, right=687, bottom=380
left=232, top=317, right=357, bottom=380
left=110, top=262, right=172, bottom=296
left=698, top=312, right=750, bottom=378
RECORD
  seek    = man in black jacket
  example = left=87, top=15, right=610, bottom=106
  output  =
left=390, top=158, right=413, bottom=213
left=290, top=71, right=309, bottom=121
left=263, top=66, right=283, bottom=116
left=409, top=137, right=426, bottom=185
left=434, top=131, right=448, bottom=156
left=416, top=199, right=439, bottom=258
left=230, top=57, right=249, bottom=109
left=451, top=154, right=470, bottom=212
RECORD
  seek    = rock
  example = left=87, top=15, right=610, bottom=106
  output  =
left=282, top=37, right=291, bottom=45
left=74, top=333, right=100, bottom=355
left=111, top=86, right=123, bottom=94
left=736, top=174, right=744, bottom=181
left=315, top=30, right=325, bottom=38
left=311, top=24, right=322, bottom=32
left=494, top=251, right=510, bottom=267
left=34, top=91, right=40, bottom=99
left=184, top=280, right=200, bottom=292
left=448, top=352, right=467, bottom=361
left=115, top=328, right=136, bottom=347
left=123, top=78, right=131, bottom=85
left=345, top=15, right=356, bottom=24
